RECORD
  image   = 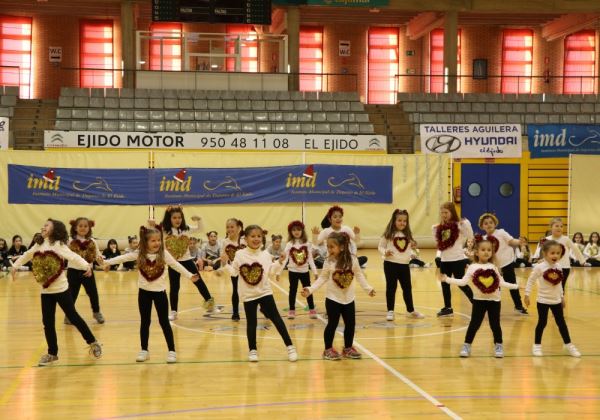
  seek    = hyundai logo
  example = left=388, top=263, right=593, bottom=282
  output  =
left=425, top=135, right=462, bottom=153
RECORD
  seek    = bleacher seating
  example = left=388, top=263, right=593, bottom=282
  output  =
left=0, top=85, right=19, bottom=118
left=55, top=88, right=375, bottom=134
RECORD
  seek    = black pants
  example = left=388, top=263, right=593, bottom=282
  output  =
left=288, top=271, right=314, bottom=310
left=357, top=256, right=368, bottom=267
left=244, top=295, right=292, bottom=351
left=535, top=302, right=571, bottom=344
left=570, top=258, right=582, bottom=267
left=41, top=290, right=96, bottom=356
left=409, top=258, right=426, bottom=267
left=123, top=261, right=136, bottom=270
left=138, top=289, right=174, bottom=351
left=67, top=268, right=100, bottom=313
left=514, top=258, right=532, bottom=268
left=435, top=257, right=441, bottom=268
left=168, top=260, right=212, bottom=311
left=230, top=276, right=240, bottom=315
left=501, top=263, right=524, bottom=309
left=384, top=261, right=414, bottom=312
left=314, top=258, right=324, bottom=269
left=587, top=258, right=600, bottom=267
left=440, top=260, right=474, bottom=308
left=464, top=300, right=502, bottom=344
left=324, top=298, right=356, bottom=349
left=562, top=268, right=570, bottom=290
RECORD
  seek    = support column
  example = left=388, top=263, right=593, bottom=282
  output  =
left=121, top=0, right=136, bottom=88
left=286, top=6, right=300, bottom=91
left=443, top=10, right=458, bottom=94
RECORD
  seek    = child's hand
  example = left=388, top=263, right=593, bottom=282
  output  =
left=353, top=226, right=361, bottom=235
left=190, top=274, right=200, bottom=283
left=562, top=298, right=566, bottom=308
left=368, top=289, right=376, bottom=297
left=410, top=240, right=418, bottom=248
left=385, top=250, right=393, bottom=257
left=278, top=254, right=286, bottom=264
left=524, top=295, right=530, bottom=307
left=220, top=253, right=229, bottom=264
left=83, top=268, right=93, bottom=277
left=311, top=226, right=320, bottom=235
left=301, top=287, right=311, bottom=298
left=437, top=273, right=447, bottom=282
left=275, top=274, right=280, bottom=282
left=10, top=267, right=17, bottom=281
left=312, top=271, right=318, bottom=277
left=102, top=264, right=110, bottom=272
left=191, top=215, right=201, bottom=222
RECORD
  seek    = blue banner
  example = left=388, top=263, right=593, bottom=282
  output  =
left=528, top=124, right=600, bottom=158
left=8, top=164, right=393, bottom=205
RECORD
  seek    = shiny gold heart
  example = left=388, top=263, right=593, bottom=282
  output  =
left=441, top=229, right=451, bottom=241
left=478, top=275, right=494, bottom=288
left=225, top=244, right=239, bottom=262
left=332, top=269, right=354, bottom=289
left=290, top=246, right=308, bottom=265
left=164, top=235, right=190, bottom=260
left=393, top=237, right=407, bottom=252
left=239, top=262, right=264, bottom=286
left=32, top=251, right=64, bottom=288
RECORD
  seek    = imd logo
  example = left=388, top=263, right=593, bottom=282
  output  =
left=160, top=169, right=192, bottom=192
left=286, top=165, right=317, bottom=188
left=27, top=169, right=60, bottom=191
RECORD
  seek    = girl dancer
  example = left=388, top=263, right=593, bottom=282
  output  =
left=378, top=209, right=424, bottom=321
left=220, top=218, right=246, bottom=321
left=11, top=219, right=102, bottom=366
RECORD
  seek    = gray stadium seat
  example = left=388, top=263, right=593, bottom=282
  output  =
left=209, top=111, right=224, bottom=120
left=73, top=96, right=89, bottom=107
left=165, top=111, right=179, bottom=120
left=88, top=109, right=103, bottom=119
left=181, top=122, right=195, bottom=132
left=223, top=100, right=237, bottom=110
left=179, top=111, right=194, bottom=120
left=211, top=122, right=226, bottom=132
left=134, top=110, right=149, bottom=120
left=242, top=123, right=256, bottom=132
left=151, top=121, right=165, bottom=131
left=196, top=122, right=211, bottom=132
left=58, top=96, right=73, bottom=107
left=135, top=121, right=150, bottom=131
left=273, top=123, right=286, bottom=133
left=88, top=121, right=103, bottom=131
left=120, top=98, right=134, bottom=108
left=56, top=108, right=72, bottom=119
left=72, top=109, right=87, bottom=119
left=164, top=99, right=178, bottom=109
left=55, top=120, right=71, bottom=130
left=119, top=121, right=134, bottom=131
left=179, top=99, right=193, bottom=109
left=195, top=111, right=209, bottom=120
left=165, top=122, right=180, bottom=131
left=150, top=110, right=165, bottom=120
left=72, top=120, right=88, bottom=130
left=194, top=99, right=208, bottom=110
left=227, top=122, right=241, bottom=132
left=119, top=110, right=134, bottom=120
left=268, top=112, right=283, bottom=121
left=103, top=120, right=118, bottom=131
left=285, top=123, right=301, bottom=133
left=254, top=112, right=268, bottom=121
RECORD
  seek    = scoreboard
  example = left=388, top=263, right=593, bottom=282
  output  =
left=152, top=0, right=271, bottom=25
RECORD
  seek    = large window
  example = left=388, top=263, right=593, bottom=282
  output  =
left=80, top=20, right=114, bottom=88
left=0, top=15, right=32, bottom=98
left=563, top=30, right=596, bottom=94
left=150, top=22, right=182, bottom=71
left=501, top=29, right=533, bottom=94
left=429, top=28, right=461, bottom=93
left=226, top=24, right=258, bottom=72
left=299, top=26, right=323, bottom=91
left=368, top=27, right=398, bottom=104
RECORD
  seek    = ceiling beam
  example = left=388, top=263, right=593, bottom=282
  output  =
left=542, top=13, right=600, bottom=41
left=406, top=12, right=444, bottom=40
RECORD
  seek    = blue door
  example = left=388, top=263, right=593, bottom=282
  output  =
left=461, top=164, right=520, bottom=237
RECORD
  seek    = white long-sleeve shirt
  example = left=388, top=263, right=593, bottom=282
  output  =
left=164, top=224, right=202, bottom=262
left=583, top=242, right=600, bottom=260
left=228, top=247, right=279, bottom=302
left=307, top=257, right=373, bottom=305
left=525, top=260, right=564, bottom=305
left=104, top=250, right=194, bottom=292
left=445, top=262, right=518, bottom=301
left=483, top=229, right=517, bottom=268
left=432, top=219, right=473, bottom=262
left=278, top=240, right=318, bottom=275
left=378, top=232, right=412, bottom=265
left=531, top=235, right=585, bottom=268
left=13, top=239, right=91, bottom=294
left=315, top=225, right=358, bottom=255
left=67, top=236, right=102, bottom=268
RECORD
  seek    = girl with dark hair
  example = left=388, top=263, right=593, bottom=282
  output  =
left=583, top=232, right=600, bottom=267
left=8, top=234, right=31, bottom=270
left=571, top=232, right=585, bottom=267
left=102, top=239, right=121, bottom=271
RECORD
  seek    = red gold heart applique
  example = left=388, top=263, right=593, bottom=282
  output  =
left=436, top=223, right=459, bottom=251
left=139, top=258, right=165, bottom=281
left=225, top=244, right=240, bottom=262
left=332, top=269, right=354, bottom=289
left=393, top=237, right=408, bottom=253
left=69, top=239, right=97, bottom=263
left=165, top=235, right=190, bottom=260
left=290, top=246, right=308, bottom=265
left=543, top=268, right=563, bottom=286
left=32, top=251, right=64, bottom=288
left=239, top=262, right=264, bottom=286
left=471, top=268, right=500, bottom=294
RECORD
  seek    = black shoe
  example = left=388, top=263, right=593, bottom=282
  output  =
left=515, top=307, right=529, bottom=315
left=231, top=313, right=240, bottom=322
left=437, top=307, right=454, bottom=317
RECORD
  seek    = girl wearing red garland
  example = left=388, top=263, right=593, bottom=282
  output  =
left=379, top=209, right=424, bottom=321
left=11, top=219, right=102, bottom=366
left=432, top=202, right=474, bottom=317
left=103, top=225, right=199, bottom=364
left=276, top=221, right=319, bottom=320
left=65, top=217, right=105, bottom=325
left=525, top=240, right=581, bottom=358
left=441, top=239, right=518, bottom=358
left=478, top=213, right=528, bottom=315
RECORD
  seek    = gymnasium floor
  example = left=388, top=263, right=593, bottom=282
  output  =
left=0, top=249, right=598, bottom=419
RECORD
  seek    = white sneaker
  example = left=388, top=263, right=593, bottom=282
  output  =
left=565, top=343, right=581, bottom=358
left=168, top=311, right=177, bottom=321
left=248, top=350, right=258, bottom=362
left=166, top=351, right=177, bottom=363
left=386, top=311, right=395, bottom=321
left=136, top=350, right=149, bottom=362
left=287, top=345, right=298, bottom=362
left=532, top=344, right=543, bottom=357
left=459, top=343, right=471, bottom=358
left=424, top=263, right=431, bottom=268
left=494, top=343, right=504, bottom=358
left=584, top=262, right=592, bottom=267
left=408, top=311, right=425, bottom=319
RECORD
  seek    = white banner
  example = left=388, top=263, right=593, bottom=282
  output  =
left=419, top=124, right=522, bottom=158
left=44, top=131, right=386, bottom=153
left=0, top=117, right=9, bottom=150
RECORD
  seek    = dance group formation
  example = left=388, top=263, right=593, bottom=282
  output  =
left=8, top=202, right=592, bottom=366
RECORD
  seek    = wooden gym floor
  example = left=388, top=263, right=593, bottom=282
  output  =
left=0, top=249, right=599, bottom=419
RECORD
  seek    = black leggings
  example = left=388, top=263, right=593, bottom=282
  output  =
left=138, top=289, right=174, bottom=351
left=244, top=295, right=292, bottom=350
left=288, top=271, right=314, bottom=310
left=357, top=256, right=368, bottom=267
left=562, top=268, right=570, bottom=290
left=465, top=300, right=502, bottom=344
left=440, top=260, right=474, bottom=308
left=168, top=260, right=212, bottom=311
left=41, top=290, right=96, bottom=356
left=324, top=298, right=355, bottom=349
left=231, top=276, right=239, bottom=315
left=384, top=261, right=414, bottom=312
left=67, top=268, right=100, bottom=313
left=409, top=258, right=426, bottom=267
left=587, top=258, right=600, bottom=267
left=501, top=263, right=524, bottom=309
left=535, top=302, right=571, bottom=345
left=515, top=258, right=532, bottom=268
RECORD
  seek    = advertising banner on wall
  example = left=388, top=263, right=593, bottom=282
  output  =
left=527, top=124, right=600, bottom=158
left=419, top=124, right=522, bottom=158
left=0, top=117, right=9, bottom=150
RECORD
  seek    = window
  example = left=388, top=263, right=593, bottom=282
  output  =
left=300, top=26, right=323, bottom=91
left=368, top=27, right=398, bottom=104
left=563, top=30, right=595, bottom=94
left=0, top=15, right=32, bottom=98
left=226, top=25, right=258, bottom=72
left=150, top=22, right=182, bottom=71
left=501, top=29, right=533, bottom=94
left=80, top=20, right=113, bottom=88
left=430, top=28, right=461, bottom=93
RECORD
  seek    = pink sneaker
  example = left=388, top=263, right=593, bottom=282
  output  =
left=287, top=310, right=296, bottom=320
left=323, top=348, right=342, bottom=361
left=342, top=346, right=362, bottom=359
left=309, top=309, right=318, bottom=319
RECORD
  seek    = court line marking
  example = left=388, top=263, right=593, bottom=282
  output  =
left=269, top=282, right=462, bottom=420
left=0, top=341, right=46, bottom=407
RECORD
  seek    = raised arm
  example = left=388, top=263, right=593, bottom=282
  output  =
left=566, top=238, right=585, bottom=265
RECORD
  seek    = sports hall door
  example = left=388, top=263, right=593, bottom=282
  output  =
left=461, top=164, right=520, bottom=236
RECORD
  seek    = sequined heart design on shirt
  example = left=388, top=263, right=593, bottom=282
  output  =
left=165, top=235, right=190, bottom=260
left=239, top=262, right=264, bottom=286
left=225, top=244, right=241, bottom=262
left=543, top=268, right=563, bottom=286
left=441, top=229, right=451, bottom=241
left=290, top=246, right=308, bottom=265
left=139, top=258, right=165, bottom=282
left=393, top=237, right=408, bottom=253
left=332, top=269, right=354, bottom=289
left=32, top=251, right=64, bottom=288
left=69, top=239, right=97, bottom=263
left=471, top=268, right=499, bottom=294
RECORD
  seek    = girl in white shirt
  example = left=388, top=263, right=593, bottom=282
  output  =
left=104, top=225, right=198, bottom=363
left=267, top=234, right=284, bottom=261
left=379, top=209, right=424, bottom=321
left=441, top=238, right=519, bottom=358
left=583, top=232, right=600, bottom=267
left=524, top=240, right=581, bottom=358
left=220, top=218, right=246, bottom=321
left=302, top=232, right=375, bottom=361
left=570, top=232, right=585, bottom=267
left=224, top=225, right=297, bottom=363
left=433, top=202, right=474, bottom=317
left=11, top=219, right=102, bottom=366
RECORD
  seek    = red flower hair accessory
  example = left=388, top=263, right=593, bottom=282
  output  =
left=287, top=220, right=305, bottom=233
